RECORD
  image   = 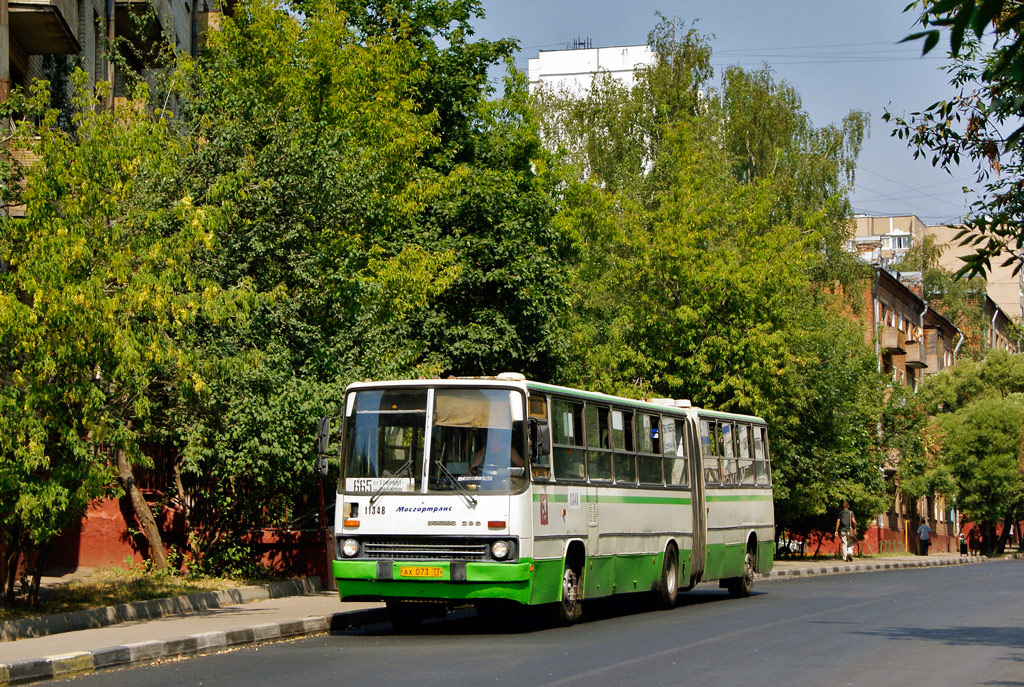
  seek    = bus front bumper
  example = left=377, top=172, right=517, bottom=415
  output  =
left=333, top=558, right=536, bottom=604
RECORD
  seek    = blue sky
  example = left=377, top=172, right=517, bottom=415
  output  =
left=476, top=0, right=974, bottom=226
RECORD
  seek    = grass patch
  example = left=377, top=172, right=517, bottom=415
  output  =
left=0, top=567, right=262, bottom=622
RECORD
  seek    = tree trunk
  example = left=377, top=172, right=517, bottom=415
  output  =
left=3, top=538, right=20, bottom=606
left=27, top=546, right=44, bottom=606
left=116, top=446, right=168, bottom=571
left=982, top=522, right=998, bottom=557
left=996, top=514, right=1013, bottom=555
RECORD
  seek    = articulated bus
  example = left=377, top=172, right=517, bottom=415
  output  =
left=315, top=374, right=774, bottom=628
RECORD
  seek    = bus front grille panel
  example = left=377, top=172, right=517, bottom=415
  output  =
left=360, top=537, right=490, bottom=560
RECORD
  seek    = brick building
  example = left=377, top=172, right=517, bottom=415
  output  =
left=1, top=0, right=214, bottom=105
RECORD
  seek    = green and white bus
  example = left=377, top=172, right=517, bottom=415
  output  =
left=316, top=374, right=774, bottom=627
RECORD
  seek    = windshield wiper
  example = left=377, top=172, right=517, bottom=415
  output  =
left=370, top=459, right=414, bottom=505
left=434, top=461, right=477, bottom=507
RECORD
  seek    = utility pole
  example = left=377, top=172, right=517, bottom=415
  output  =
left=1, top=0, right=10, bottom=105
left=105, top=0, right=115, bottom=110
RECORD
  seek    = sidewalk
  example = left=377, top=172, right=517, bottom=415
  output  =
left=0, top=552, right=1006, bottom=686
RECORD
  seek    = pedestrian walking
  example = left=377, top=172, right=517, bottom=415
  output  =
left=834, top=501, right=856, bottom=562
left=917, top=520, right=931, bottom=556
left=967, top=524, right=981, bottom=556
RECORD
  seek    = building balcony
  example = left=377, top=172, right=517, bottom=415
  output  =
left=8, top=0, right=80, bottom=55
left=904, top=340, right=928, bottom=369
left=880, top=326, right=906, bottom=354
left=2, top=136, right=40, bottom=218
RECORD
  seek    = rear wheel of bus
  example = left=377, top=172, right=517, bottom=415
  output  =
left=726, top=541, right=757, bottom=598
left=653, top=544, right=679, bottom=609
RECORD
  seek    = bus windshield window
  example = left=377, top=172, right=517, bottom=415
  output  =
left=429, top=388, right=526, bottom=493
left=341, top=389, right=427, bottom=493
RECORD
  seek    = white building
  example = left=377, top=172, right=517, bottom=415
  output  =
left=528, top=44, right=655, bottom=95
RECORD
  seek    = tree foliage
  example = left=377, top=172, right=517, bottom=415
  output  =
left=911, top=350, right=1024, bottom=553
left=2, top=0, right=571, bottom=581
left=536, top=17, right=886, bottom=535
left=891, top=0, right=1024, bottom=278
left=164, top=0, right=569, bottom=571
left=1, top=72, right=238, bottom=596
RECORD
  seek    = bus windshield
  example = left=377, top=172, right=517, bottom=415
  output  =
left=342, top=389, right=427, bottom=494
left=428, top=388, right=526, bottom=494
left=340, top=386, right=527, bottom=494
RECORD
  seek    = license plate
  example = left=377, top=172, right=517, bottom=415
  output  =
left=399, top=566, right=443, bottom=578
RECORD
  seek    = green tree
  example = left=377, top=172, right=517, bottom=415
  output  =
left=537, top=16, right=886, bottom=538
left=940, top=396, right=1024, bottom=554
left=892, top=0, right=1024, bottom=278
left=161, top=0, right=569, bottom=571
left=914, top=350, right=1024, bottom=553
left=0, top=72, right=237, bottom=585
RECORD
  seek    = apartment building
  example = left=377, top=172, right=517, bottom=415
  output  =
left=528, top=42, right=655, bottom=95
left=864, top=266, right=961, bottom=390
left=1, top=0, right=211, bottom=104
left=852, top=213, right=1024, bottom=324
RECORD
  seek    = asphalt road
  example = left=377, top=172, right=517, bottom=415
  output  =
left=54, top=561, right=1024, bottom=687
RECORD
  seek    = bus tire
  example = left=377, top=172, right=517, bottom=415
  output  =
left=552, top=560, right=583, bottom=625
left=726, top=549, right=756, bottom=598
left=386, top=600, right=423, bottom=632
left=653, top=545, right=679, bottom=609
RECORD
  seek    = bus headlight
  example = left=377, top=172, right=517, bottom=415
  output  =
left=341, top=538, right=360, bottom=558
left=491, top=540, right=510, bottom=560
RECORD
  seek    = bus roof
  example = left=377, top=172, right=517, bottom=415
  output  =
left=343, top=378, right=765, bottom=425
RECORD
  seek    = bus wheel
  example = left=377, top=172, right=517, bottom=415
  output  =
left=726, top=550, right=756, bottom=598
left=386, top=600, right=423, bottom=632
left=653, top=546, right=679, bottom=609
left=554, top=562, right=583, bottom=625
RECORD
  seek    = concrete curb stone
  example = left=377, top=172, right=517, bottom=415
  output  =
left=0, top=577, right=322, bottom=642
left=0, top=608, right=389, bottom=686
left=760, top=554, right=988, bottom=579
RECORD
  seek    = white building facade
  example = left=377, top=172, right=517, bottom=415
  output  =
left=528, top=44, right=655, bottom=95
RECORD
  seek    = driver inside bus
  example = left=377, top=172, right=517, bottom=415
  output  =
left=469, top=432, right=523, bottom=475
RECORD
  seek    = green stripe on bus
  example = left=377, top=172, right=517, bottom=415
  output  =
left=597, top=495, right=691, bottom=505
left=533, top=494, right=690, bottom=505
left=705, top=494, right=773, bottom=502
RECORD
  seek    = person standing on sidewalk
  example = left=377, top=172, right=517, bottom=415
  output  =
left=834, top=501, right=856, bottom=562
left=917, top=520, right=932, bottom=556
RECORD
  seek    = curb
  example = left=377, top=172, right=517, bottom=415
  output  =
left=760, top=554, right=991, bottom=579
left=0, top=608, right=388, bottom=687
left=0, top=577, right=322, bottom=642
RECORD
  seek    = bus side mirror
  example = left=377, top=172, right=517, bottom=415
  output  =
left=316, top=416, right=331, bottom=456
left=530, top=419, right=550, bottom=464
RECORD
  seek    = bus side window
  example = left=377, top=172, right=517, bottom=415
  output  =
left=738, top=424, right=755, bottom=485
left=720, top=422, right=739, bottom=484
left=638, top=414, right=663, bottom=485
left=552, top=399, right=586, bottom=481
left=612, top=409, right=636, bottom=484
left=664, top=418, right=688, bottom=487
left=753, top=426, right=770, bottom=486
left=586, top=406, right=613, bottom=481
left=701, top=419, right=720, bottom=485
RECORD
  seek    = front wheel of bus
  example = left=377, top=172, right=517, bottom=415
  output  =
left=553, top=563, right=583, bottom=625
left=726, top=550, right=755, bottom=598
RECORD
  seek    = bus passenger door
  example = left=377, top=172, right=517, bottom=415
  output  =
left=686, top=416, right=706, bottom=585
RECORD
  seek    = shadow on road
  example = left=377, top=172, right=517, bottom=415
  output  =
left=852, top=625, right=1024, bottom=650
left=333, top=587, right=762, bottom=637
